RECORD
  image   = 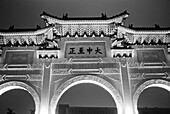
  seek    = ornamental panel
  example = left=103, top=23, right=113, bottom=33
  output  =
left=136, top=49, right=166, bottom=63
left=4, top=50, right=34, bottom=65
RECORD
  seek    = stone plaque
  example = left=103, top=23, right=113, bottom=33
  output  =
left=4, top=51, right=34, bottom=64
left=65, top=42, right=106, bottom=58
left=137, top=49, right=166, bottom=63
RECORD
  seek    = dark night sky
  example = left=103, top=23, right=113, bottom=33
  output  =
left=0, top=0, right=170, bottom=29
left=0, top=0, right=170, bottom=114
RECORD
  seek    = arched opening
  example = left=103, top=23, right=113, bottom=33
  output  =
left=58, top=83, right=117, bottom=114
left=138, top=87, right=170, bottom=108
left=0, top=81, right=40, bottom=114
left=0, top=89, right=35, bottom=114
left=133, top=79, right=170, bottom=114
left=58, top=83, right=116, bottom=107
left=50, top=75, right=123, bottom=114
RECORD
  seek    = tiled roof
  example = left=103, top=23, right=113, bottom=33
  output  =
left=118, top=26, right=170, bottom=34
left=0, top=27, right=52, bottom=36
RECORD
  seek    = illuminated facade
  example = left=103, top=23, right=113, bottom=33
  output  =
left=0, top=11, right=170, bottom=114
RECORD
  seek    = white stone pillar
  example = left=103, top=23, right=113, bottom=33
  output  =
left=119, top=58, right=135, bottom=114
left=40, top=60, right=52, bottom=114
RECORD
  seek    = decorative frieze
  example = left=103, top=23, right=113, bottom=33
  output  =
left=111, top=49, right=134, bottom=58
left=118, top=26, right=170, bottom=45
left=130, top=67, right=170, bottom=74
left=1, top=34, right=46, bottom=46
left=52, top=68, right=120, bottom=75
left=52, top=62, right=119, bottom=69
left=0, top=69, right=42, bottom=76
left=54, top=24, right=116, bottom=37
left=37, top=50, right=59, bottom=59
left=131, top=34, right=167, bottom=44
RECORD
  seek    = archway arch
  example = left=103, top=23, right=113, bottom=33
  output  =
left=50, top=75, right=123, bottom=114
left=0, top=81, right=40, bottom=114
left=133, top=79, right=170, bottom=114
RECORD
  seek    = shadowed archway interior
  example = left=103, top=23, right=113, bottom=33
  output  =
left=58, top=83, right=116, bottom=107
left=0, top=89, right=35, bottom=114
left=137, top=87, right=170, bottom=108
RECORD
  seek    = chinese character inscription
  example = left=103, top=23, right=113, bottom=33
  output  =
left=65, top=42, right=106, bottom=58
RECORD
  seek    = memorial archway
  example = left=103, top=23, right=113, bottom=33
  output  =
left=50, top=75, right=123, bottom=114
left=133, top=79, right=170, bottom=114
left=0, top=81, right=40, bottom=114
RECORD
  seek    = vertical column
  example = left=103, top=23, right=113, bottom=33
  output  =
left=119, top=58, right=134, bottom=114
left=40, top=60, right=52, bottom=114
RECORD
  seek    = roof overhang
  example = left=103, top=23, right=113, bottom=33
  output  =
left=118, top=26, right=170, bottom=35
left=0, top=27, right=53, bottom=36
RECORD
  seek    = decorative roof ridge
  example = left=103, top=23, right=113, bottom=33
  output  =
left=40, top=11, right=129, bottom=25
left=41, top=11, right=129, bottom=21
left=128, top=24, right=170, bottom=30
left=0, top=26, right=52, bottom=36
left=110, top=10, right=129, bottom=19
left=40, top=11, right=59, bottom=20
left=118, top=25, right=170, bottom=34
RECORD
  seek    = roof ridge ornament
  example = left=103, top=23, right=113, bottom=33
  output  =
left=101, top=13, right=107, bottom=19
left=9, top=25, right=15, bottom=30
left=63, top=13, right=68, bottom=19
